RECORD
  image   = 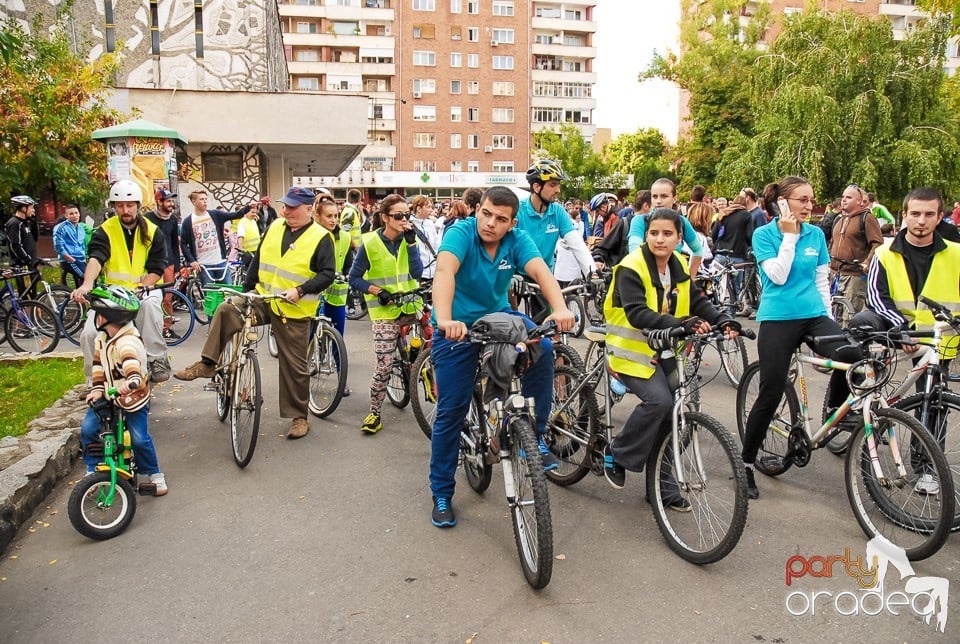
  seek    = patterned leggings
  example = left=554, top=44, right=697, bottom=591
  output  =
left=369, top=318, right=403, bottom=414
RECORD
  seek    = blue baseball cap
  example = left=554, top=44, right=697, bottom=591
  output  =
left=157, top=189, right=177, bottom=200
left=277, top=186, right=316, bottom=207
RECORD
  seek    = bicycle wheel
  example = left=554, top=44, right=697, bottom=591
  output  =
left=215, top=343, right=233, bottom=422
left=162, top=289, right=194, bottom=346
left=230, top=349, right=261, bottom=468
left=831, top=296, right=854, bottom=327
left=67, top=472, right=137, bottom=540
left=0, top=291, right=10, bottom=345
left=57, top=297, right=87, bottom=347
left=565, top=295, right=586, bottom=338
left=553, top=342, right=585, bottom=375
left=893, top=392, right=960, bottom=532
left=717, top=335, right=748, bottom=388
left=507, top=417, right=553, bottom=589
left=5, top=300, right=60, bottom=353
left=346, top=288, right=368, bottom=320
left=410, top=347, right=438, bottom=439
left=845, top=407, right=955, bottom=561
left=647, top=412, right=749, bottom=564
left=386, top=340, right=410, bottom=408
left=308, top=323, right=348, bottom=418
left=461, top=388, right=492, bottom=493
left=735, top=361, right=799, bottom=476
left=44, top=285, right=72, bottom=317
left=267, top=327, right=279, bottom=358
left=187, top=280, right=209, bottom=325
left=545, top=364, right=597, bottom=486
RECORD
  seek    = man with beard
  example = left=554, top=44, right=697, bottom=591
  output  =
left=145, top=189, right=182, bottom=340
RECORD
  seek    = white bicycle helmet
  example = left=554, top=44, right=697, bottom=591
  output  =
left=11, top=195, right=36, bottom=207
left=108, top=180, right=143, bottom=204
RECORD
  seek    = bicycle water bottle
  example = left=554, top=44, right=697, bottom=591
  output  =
left=609, top=375, right=627, bottom=400
left=122, top=430, right=132, bottom=461
left=409, top=335, right=422, bottom=363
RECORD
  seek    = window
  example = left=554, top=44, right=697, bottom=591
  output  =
left=297, top=77, right=319, bottom=91
left=413, top=105, right=437, bottom=121
left=565, top=109, right=590, bottom=123
left=413, top=24, right=436, bottom=39
left=149, top=0, right=160, bottom=54
left=532, top=107, right=562, bottom=123
left=414, top=160, right=438, bottom=172
left=450, top=0, right=462, bottom=12
left=564, top=34, right=585, bottom=46
left=491, top=135, right=514, bottom=149
left=467, top=0, right=479, bottom=14
left=450, top=79, right=461, bottom=94
left=492, top=81, right=514, bottom=96
left=202, top=152, right=243, bottom=182
left=467, top=53, right=479, bottom=68
left=535, top=6, right=560, bottom=18
left=450, top=133, right=462, bottom=148
left=450, top=106, right=462, bottom=121
left=413, top=133, right=437, bottom=148
left=564, top=9, right=582, bottom=20
left=533, top=81, right=592, bottom=98
left=492, top=1, right=514, bottom=16
left=491, top=29, right=514, bottom=44
left=492, top=108, right=514, bottom=123
left=467, top=134, right=479, bottom=149
left=467, top=80, right=479, bottom=94
left=194, top=0, right=203, bottom=58
left=413, top=0, right=436, bottom=10
left=105, top=0, right=116, bottom=52
left=413, top=50, right=436, bottom=66
left=492, top=56, right=514, bottom=70
left=467, top=27, right=479, bottom=42
left=451, top=25, right=462, bottom=40
left=467, top=108, right=479, bottom=122
left=450, top=161, right=462, bottom=172
left=295, top=0, right=318, bottom=4
left=491, top=161, right=514, bottom=172
left=296, top=21, right=317, bottom=34
left=330, top=21, right=360, bottom=35
left=296, top=49, right=319, bottom=62
left=413, top=78, right=437, bottom=94
left=562, top=60, right=583, bottom=72
left=467, top=160, right=479, bottom=172
left=450, top=52, right=462, bottom=67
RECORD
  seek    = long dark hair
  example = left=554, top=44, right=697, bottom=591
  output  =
left=374, top=194, right=408, bottom=229
left=762, top=176, right=810, bottom=218
left=646, top=207, right=683, bottom=235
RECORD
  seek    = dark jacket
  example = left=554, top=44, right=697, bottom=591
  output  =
left=144, top=211, right=181, bottom=270
left=87, top=216, right=168, bottom=278
left=4, top=215, right=40, bottom=267
left=180, top=206, right=250, bottom=265
left=592, top=217, right=630, bottom=267
left=711, top=206, right=754, bottom=259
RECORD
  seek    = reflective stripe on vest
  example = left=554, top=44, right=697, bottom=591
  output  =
left=361, top=230, right=419, bottom=320
left=324, top=230, right=352, bottom=306
left=101, top=216, right=157, bottom=289
left=877, top=241, right=960, bottom=359
left=255, top=220, right=329, bottom=319
left=603, top=250, right=690, bottom=379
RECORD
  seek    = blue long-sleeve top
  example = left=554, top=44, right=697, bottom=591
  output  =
left=628, top=213, right=704, bottom=255
left=348, top=229, right=424, bottom=293
left=53, top=220, right=88, bottom=261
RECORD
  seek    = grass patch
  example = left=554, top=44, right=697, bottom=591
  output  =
left=0, top=357, right=84, bottom=439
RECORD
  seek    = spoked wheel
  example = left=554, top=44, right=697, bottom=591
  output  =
left=410, top=347, right=438, bottom=439
left=57, top=297, right=87, bottom=347
left=735, top=362, right=800, bottom=476
left=461, top=389, right=491, bottom=493
left=845, top=408, right=955, bottom=561
left=552, top=342, right=585, bottom=375
left=507, top=417, right=553, bottom=589
left=215, top=342, right=234, bottom=422
left=267, top=327, right=279, bottom=358
left=230, top=350, right=261, bottom=468
left=647, top=412, right=749, bottom=564
left=5, top=300, right=60, bottom=353
left=188, top=281, right=209, bottom=325
left=162, top=289, right=195, bottom=346
left=716, top=335, right=748, bottom=388
left=67, top=472, right=137, bottom=540
left=386, top=341, right=410, bottom=408
left=831, top=296, right=855, bottom=328
left=346, top=288, right=368, bottom=320
left=545, top=364, right=597, bottom=486
left=565, top=295, right=586, bottom=338
left=680, top=340, right=703, bottom=413
left=308, top=324, right=348, bottom=418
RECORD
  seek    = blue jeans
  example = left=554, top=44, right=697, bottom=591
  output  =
left=428, top=312, right=553, bottom=499
left=199, top=261, right=231, bottom=287
left=80, top=403, right=159, bottom=475
left=316, top=302, right=346, bottom=369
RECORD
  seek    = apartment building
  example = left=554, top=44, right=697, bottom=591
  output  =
left=279, top=0, right=598, bottom=200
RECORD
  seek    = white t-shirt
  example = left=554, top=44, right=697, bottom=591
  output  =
left=192, top=213, right=223, bottom=264
left=411, top=216, right=442, bottom=279
left=553, top=220, right=585, bottom=282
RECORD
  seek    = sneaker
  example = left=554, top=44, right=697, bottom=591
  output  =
left=150, top=473, right=168, bottom=497
left=361, top=412, right=382, bottom=434
left=149, top=358, right=172, bottom=383
left=162, top=328, right=181, bottom=341
left=603, top=447, right=626, bottom=490
left=431, top=496, right=456, bottom=528
left=174, top=360, right=216, bottom=381
left=342, top=386, right=351, bottom=398
left=538, top=437, right=559, bottom=472
left=914, top=472, right=940, bottom=496
left=745, top=467, right=759, bottom=500
left=666, top=497, right=692, bottom=512
left=287, top=417, right=309, bottom=440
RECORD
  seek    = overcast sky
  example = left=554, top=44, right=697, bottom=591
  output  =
left=593, top=0, right=681, bottom=142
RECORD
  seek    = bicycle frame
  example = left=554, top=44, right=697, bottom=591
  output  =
left=90, top=388, right=133, bottom=506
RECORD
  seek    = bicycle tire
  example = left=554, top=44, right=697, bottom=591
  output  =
left=267, top=327, right=279, bottom=358
left=57, top=297, right=86, bottom=347
left=735, top=361, right=799, bottom=476
left=215, top=343, right=233, bottom=422
left=507, top=416, right=553, bottom=589
left=67, top=472, right=137, bottom=540
left=831, top=296, right=855, bottom=328
left=45, top=284, right=72, bottom=317
left=5, top=299, right=60, bottom=353
left=231, top=349, right=261, bottom=468
left=892, top=391, right=960, bottom=532
left=162, top=289, right=195, bottom=346
left=308, top=323, right=348, bottom=418
left=461, top=387, right=491, bottom=492
left=647, top=411, right=749, bottom=564
left=410, top=347, right=437, bottom=439
left=565, top=295, right=586, bottom=338
left=0, top=291, right=10, bottom=345
left=845, top=407, right=955, bottom=561
left=346, top=288, right=368, bottom=320
left=818, top=380, right=852, bottom=456
left=545, top=364, right=597, bottom=486
left=188, top=280, right=209, bottom=325
left=717, top=335, right=748, bottom=388
left=553, top=342, right=585, bottom=375
left=386, top=340, right=410, bottom=408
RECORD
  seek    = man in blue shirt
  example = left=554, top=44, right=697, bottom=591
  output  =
left=53, top=204, right=91, bottom=288
left=428, top=186, right=575, bottom=528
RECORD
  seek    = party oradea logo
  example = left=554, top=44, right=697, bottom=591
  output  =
left=784, top=536, right=949, bottom=633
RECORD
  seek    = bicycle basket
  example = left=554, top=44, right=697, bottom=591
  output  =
left=203, top=284, right=243, bottom=317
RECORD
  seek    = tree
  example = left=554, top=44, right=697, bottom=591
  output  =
left=532, top=123, right=623, bottom=200
left=603, top=128, right=675, bottom=191
left=715, top=9, right=960, bottom=206
left=0, top=13, right=127, bottom=210
left=917, top=1, right=960, bottom=34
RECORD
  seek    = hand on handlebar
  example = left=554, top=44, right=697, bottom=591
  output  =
left=718, top=319, right=742, bottom=339
left=545, top=307, right=576, bottom=334
left=681, top=316, right=711, bottom=335
left=376, top=290, right=393, bottom=306
left=437, top=319, right=468, bottom=341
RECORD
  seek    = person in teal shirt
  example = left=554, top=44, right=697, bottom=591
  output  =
left=627, top=178, right=704, bottom=276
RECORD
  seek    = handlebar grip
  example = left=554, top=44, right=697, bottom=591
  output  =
left=919, top=295, right=950, bottom=315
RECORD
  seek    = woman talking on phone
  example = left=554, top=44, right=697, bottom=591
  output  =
left=740, top=176, right=860, bottom=499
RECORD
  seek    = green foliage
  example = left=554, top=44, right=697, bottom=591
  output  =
left=533, top=123, right=621, bottom=199
left=0, top=13, right=128, bottom=210
left=0, top=357, right=84, bottom=439
left=917, top=0, right=960, bottom=34
left=603, top=128, right=675, bottom=191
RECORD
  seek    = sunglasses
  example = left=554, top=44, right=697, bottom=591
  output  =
left=388, top=212, right=412, bottom=220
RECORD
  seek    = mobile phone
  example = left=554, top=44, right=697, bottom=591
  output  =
left=777, top=198, right=791, bottom=219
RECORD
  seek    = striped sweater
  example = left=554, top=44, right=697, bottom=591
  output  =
left=91, top=322, right=150, bottom=411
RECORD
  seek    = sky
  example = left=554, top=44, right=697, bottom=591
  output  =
left=592, top=0, right=682, bottom=142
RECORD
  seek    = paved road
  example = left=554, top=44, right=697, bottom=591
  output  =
left=1, top=318, right=957, bottom=643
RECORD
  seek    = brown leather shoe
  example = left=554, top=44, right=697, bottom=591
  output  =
left=287, top=417, right=309, bottom=440
left=174, top=361, right=216, bottom=381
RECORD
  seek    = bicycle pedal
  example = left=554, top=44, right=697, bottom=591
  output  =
left=202, top=382, right=218, bottom=392
left=84, top=442, right=104, bottom=458
left=137, top=482, right=158, bottom=496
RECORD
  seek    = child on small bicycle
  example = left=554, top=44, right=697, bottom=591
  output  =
left=79, top=286, right=167, bottom=496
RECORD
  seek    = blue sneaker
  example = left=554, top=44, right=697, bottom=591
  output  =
left=603, top=445, right=625, bottom=489
left=538, top=437, right=559, bottom=472
left=431, top=496, right=456, bottom=528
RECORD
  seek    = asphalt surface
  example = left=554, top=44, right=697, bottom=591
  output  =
left=0, top=317, right=958, bottom=643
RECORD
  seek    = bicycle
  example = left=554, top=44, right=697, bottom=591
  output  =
left=510, top=276, right=587, bottom=374
left=735, top=332, right=956, bottom=560
left=204, top=289, right=285, bottom=468
left=0, top=265, right=70, bottom=344
left=451, top=314, right=555, bottom=588
left=68, top=387, right=160, bottom=540
left=687, top=259, right=751, bottom=388
left=546, top=324, right=751, bottom=564
left=383, top=286, right=433, bottom=409
left=307, top=308, right=349, bottom=419
left=0, top=269, right=60, bottom=353
left=346, top=285, right=368, bottom=320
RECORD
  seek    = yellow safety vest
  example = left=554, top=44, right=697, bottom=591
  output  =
left=100, top=216, right=157, bottom=289
left=324, top=230, right=352, bottom=307
left=876, top=240, right=960, bottom=359
left=604, top=250, right=690, bottom=379
left=256, top=219, right=329, bottom=319
left=361, top=231, right=420, bottom=320
left=340, top=203, right=361, bottom=246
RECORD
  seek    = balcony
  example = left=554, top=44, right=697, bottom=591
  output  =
left=531, top=69, right=596, bottom=84
left=282, top=33, right=393, bottom=49
left=287, top=60, right=396, bottom=77
left=368, top=119, right=397, bottom=132
left=532, top=122, right=596, bottom=140
left=532, top=17, right=597, bottom=33
left=531, top=42, right=597, bottom=59
left=278, top=3, right=394, bottom=22
left=879, top=1, right=925, bottom=19
left=530, top=95, right=596, bottom=110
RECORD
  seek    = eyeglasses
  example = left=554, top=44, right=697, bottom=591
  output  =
left=388, top=212, right=412, bottom=220
left=788, top=197, right=817, bottom=207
